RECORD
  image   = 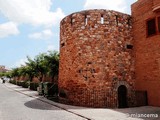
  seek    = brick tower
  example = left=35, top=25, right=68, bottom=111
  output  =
left=59, top=9, right=136, bottom=108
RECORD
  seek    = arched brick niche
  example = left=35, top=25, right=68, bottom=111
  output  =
left=59, top=9, right=135, bottom=108
left=115, top=81, right=136, bottom=107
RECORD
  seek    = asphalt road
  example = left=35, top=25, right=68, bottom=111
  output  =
left=0, top=80, right=160, bottom=120
left=0, top=80, right=86, bottom=120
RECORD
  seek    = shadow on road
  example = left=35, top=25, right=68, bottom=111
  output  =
left=21, top=96, right=160, bottom=120
left=24, top=98, right=59, bottom=110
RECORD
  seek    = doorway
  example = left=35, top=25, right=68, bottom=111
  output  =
left=118, top=85, right=128, bottom=108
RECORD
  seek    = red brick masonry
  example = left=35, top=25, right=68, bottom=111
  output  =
left=59, top=9, right=135, bottom=108
left=132, top=0, right=160, bottom=107
left=59, top=0, right=160, bottom=108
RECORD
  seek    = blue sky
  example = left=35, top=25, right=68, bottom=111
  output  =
left=0, top=0, right=136, bottom=69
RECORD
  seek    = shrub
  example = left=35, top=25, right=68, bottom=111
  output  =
left=9, top=80, right=12, bottom=83
left=17, top=81, right=21, bottom=86
left=38, top=82, right=44, bottom=95
left=17, top=81, right=25, bottom=86
left=9, top=80, right=17, bottom=85
left=22, top=81, right=29, bottom=88
left=59, top=89, right=67, bottom=98
left=29, top=82, right=39, bottom=91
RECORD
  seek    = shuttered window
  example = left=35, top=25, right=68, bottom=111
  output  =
left=147, top=18, right=156, bottom=36
left=158, top=17, right=160, bottom=32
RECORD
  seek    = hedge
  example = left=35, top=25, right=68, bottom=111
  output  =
left=29, top=82, right=39, bottom=91
left=22, top=81, right=30, bottom=88
left=9, top=80, right=17, bottom=85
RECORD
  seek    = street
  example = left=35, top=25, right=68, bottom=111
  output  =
left=0, top=80, right=160, bottom=120
left=0, top=80, right=86, bottom=120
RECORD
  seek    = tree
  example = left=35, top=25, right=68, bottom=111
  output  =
left=34, top=53, right=48, bottom=82
left=4, top=71, right=12, bottom=78
left=44, top=51, right=59, bottom=83
left=11, top=68, right=20, bottom=78
left=25, top=56, right=38, bottom=82
left=0, top=72, right=5, bottom=78
left=18, top=66, right=27, bottom=77
left=9, top=51, right=59, bottom=83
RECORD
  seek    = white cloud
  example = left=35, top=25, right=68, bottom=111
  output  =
left=0, top=22, right=19, bottom=38
left=0, top=0, right=65, bottom=27
left=84, top=0, right=127, bottom=13
left=14, top=58, right=28, bottom=67
left=47, top=45, right=55, bottom=51
left=28, top=29, right=53, bottom=40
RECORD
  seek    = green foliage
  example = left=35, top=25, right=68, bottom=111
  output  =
left=33, top=53, right=48, bottom=82
left=17, top=81, right=21, bottom=86
left=29, top=82, right=39, bottom=91
left=20, top=81, right=29, bottom=88
left=25, top=57, right=38, bottom=81
left=11, top=68, right=20, bottom=77
left=44, top=51, right=59, bottom=82
left=9, top=80, right=17, bottom=85
left=43, top=82, right=58, bottom=97
left=0, top=71, right=12, bottom=78
left=9, top=51, right=59, bottom=83
left=5, top=72, right=12, bottom=78
left=0, top=72, right=5, bottom=77
left=38, top=82, right=44, bottom=95
left=17, top=81, right=27, bottom=86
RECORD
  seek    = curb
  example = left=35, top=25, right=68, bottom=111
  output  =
left=4, top=82, right=92, bottom=120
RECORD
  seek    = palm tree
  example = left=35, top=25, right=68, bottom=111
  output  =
left=34, top=53, right=48, bottom=82
left=44, top=51, right=59, bottom=83
left=11, top=68, right=20, bottom=79
left=25, top=56, right=38, bottom=82
left=9, top=51, right=59, bottom=83
left=18, top=66, right=27, bottom=78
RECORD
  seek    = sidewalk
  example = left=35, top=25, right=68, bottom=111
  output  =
left=3, top=81, right=160, bottom=120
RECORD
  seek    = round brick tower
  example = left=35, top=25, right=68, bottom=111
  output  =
left=59, top=9, right=135, bottom=108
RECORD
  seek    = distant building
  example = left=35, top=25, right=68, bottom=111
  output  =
left=0, top=65, right=8, bottom=72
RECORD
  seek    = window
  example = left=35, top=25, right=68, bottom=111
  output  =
left=85, top=15, right=88, bottom=26
left=115, top=15, right=118, bottom=25
left=70, top=16, right=73, bottom=26
left=158, top=17, right=160, bottom=32
left=147, top=18, right=156, bottom=36
left=126, top=44, right=133, bottom=49
left=101, top=15, right=104, bottom=24
left=61, top=43, right=65, bottom=47
left=70, top=18, right=72, bottom=25
left=127, top=17, right=131, bottom=26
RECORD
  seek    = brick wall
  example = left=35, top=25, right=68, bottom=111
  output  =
left=132, top=0, right=160, bottom=107
left=14, top=75, right=53, bottom=83
left=59, top=9, right=135, bottom=108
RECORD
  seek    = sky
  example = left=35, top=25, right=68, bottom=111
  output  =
left=0, top=0, right=137, bottom=69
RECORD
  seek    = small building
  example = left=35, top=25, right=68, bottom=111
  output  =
left=0, top=65, right=7, bottom=73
